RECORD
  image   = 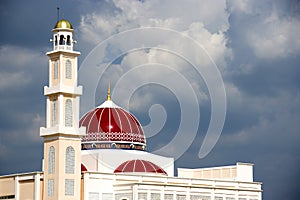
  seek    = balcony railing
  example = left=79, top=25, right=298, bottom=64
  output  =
left=54, top=45, right=72, bottom=51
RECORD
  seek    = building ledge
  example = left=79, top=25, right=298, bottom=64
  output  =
left=40, top=126, right=86, bottom=137
left=44, top=85, right=82, bottom=96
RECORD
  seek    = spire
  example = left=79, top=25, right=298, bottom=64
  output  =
left=57, top=7, right=60, bottom=21
left=107, top=81, right=111, bottom=101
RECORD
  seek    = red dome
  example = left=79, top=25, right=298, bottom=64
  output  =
left=81, top=163, right=87, bottom=172
left=114, top=159, right=167, bottom=175
left=80, top=100, right=146, bottom=150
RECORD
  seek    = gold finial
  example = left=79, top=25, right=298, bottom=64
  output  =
left=107, top=81, right=111, bottom=101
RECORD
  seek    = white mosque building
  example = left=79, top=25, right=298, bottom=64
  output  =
left=0, top=19, right=262, bottom=200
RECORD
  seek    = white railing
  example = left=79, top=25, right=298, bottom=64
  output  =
left=54, top=45, right=73, bottom=51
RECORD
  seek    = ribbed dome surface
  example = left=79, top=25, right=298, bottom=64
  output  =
left=114, top=159, right=167, bottom=175
left=80, top=100, right=146, bottom=150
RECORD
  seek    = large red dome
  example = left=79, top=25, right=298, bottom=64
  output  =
left=80, top=99, right=146, bottom=150
left=114, top=159, right=167, bottom=175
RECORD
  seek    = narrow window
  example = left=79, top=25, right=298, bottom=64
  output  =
left=65, top=146, right=75, bottom=174
left=51, top=99, right=57, bottom=127
left=65, top=99, right=73, bottom=127
left=59, top=35, right=64, bottom=45
left=48, top=179, right=54, bottom=196
left=66, top=35, right=71, bottom=45
left=53, top=60, right=58, bottom=79
left=48, top=146, right=55, bottom=174
left=89, top=192, right=100, bottom=200
left=65, top=179, right=74, bottom=196
left=65, top=60, right=72, bottom=79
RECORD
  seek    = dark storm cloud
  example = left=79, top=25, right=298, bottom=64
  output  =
left=0, top=0, right=82, bottom=48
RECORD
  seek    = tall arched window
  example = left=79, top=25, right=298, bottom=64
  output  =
left=53, top=60, right=58, bottom=79
left=65, top=60, right=72, bottom=79
left=51, top=99, right=57, bottom=127
left=65, top=146, right=75, bottom=174
left=66, top=35, right=71, bottom=45
left=65, top=99, right=73, bottom=127
left=59, top=35, right=64, bottom=45
left=48, top=146, right=55, bottom=174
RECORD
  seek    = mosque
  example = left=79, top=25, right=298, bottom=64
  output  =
left=0, top=19, right=262, bottom=200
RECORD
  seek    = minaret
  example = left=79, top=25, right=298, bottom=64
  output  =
left=40, top=19, right=85, bottom=200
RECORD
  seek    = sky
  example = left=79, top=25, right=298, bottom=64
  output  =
left=0, top=0, right=299, bottom=199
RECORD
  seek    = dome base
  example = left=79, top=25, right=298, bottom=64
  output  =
left=81, top=142, right=146, bottom=151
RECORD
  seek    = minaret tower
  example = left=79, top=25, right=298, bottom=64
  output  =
left=40, top=19, right=85, bottom=200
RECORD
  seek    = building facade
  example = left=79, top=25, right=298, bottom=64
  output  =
left=0, top=19, right=262, bottom=200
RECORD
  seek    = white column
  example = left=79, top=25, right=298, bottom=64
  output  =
left=186, top=187, right=190, bottom=200
left=59, top=54, right=63, bottom=84
left=46, top=97, right=50, bottom=127
left=34, top=173, right=40, bottom=200
left=14, top=176, right=19, bottom=200
left=211, top=189, right=214, bottom=200
left=48, top=60, right=52, bottom=86
left=132, top=184, right=138, bottom=200
left=147, top=189, right=151, bottom=200
left=74, top=57, right=78, bottom=83
left=83, top=173, right=89, bottom=200
left=75, top=96, right=80, bottom=129
left=58, top=94, right=64, bottom=127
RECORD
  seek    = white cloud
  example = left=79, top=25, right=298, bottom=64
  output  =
left=228, top=0, right=300, bottom=60
left=0, top=45, right=44, bottom=69
left=78, top=0, right=230, bottom=44
left=78, top=0, right=232, bottom=117
left=247, top=15, right=300, bottom=59
left=0, top=71, right=30, bottom=91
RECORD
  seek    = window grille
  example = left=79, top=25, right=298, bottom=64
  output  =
left=89, top=192, right=99, bottom=200
left=150, top=193, right=160, bottom=200
left=48, top=146, right=55, bottom=174
left=65, top=146, right=75, bottom=174
left=65, top=60, right=72, bottom=79
left=48, top=179, right=54, bottom=196
left=51, top=100, right=57, bottom=127
left=65, top=179, right=74, bottom=196
left=65, top=99, right=73, bottom=127
left=54, top=60, right=58, bottom=79
left=164, top=194, right=173, bottom=200
left=138, top=193, right=147, bottom=200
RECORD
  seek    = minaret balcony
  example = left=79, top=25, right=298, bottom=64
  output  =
left=44, top=85, right=82, bottom=96
left=40, top=126, right=86, bottom=137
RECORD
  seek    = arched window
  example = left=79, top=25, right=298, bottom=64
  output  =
left=51, top=99, right=57, bottom=127
left=65, top=60, right=72, bottom=79
left=65, top=146, right=75, bottom=174
left=53, top=60, right=58, bottom=79
left=48, top=146, right=55, bottom=174
left=54, top=36, right=58, bottom=45
left=59, top=35, right=64, bottom=45
left=65, top=99, right=73, bottom=127
left=66, top=35, right=71, bottom=45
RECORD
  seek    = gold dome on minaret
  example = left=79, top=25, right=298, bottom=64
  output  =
left=54, top=19, right=73, bottom=29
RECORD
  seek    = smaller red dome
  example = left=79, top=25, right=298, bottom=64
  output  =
left=81, top=163, right=88, bottom=172
left=114, top=159, right=167, bottom=175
